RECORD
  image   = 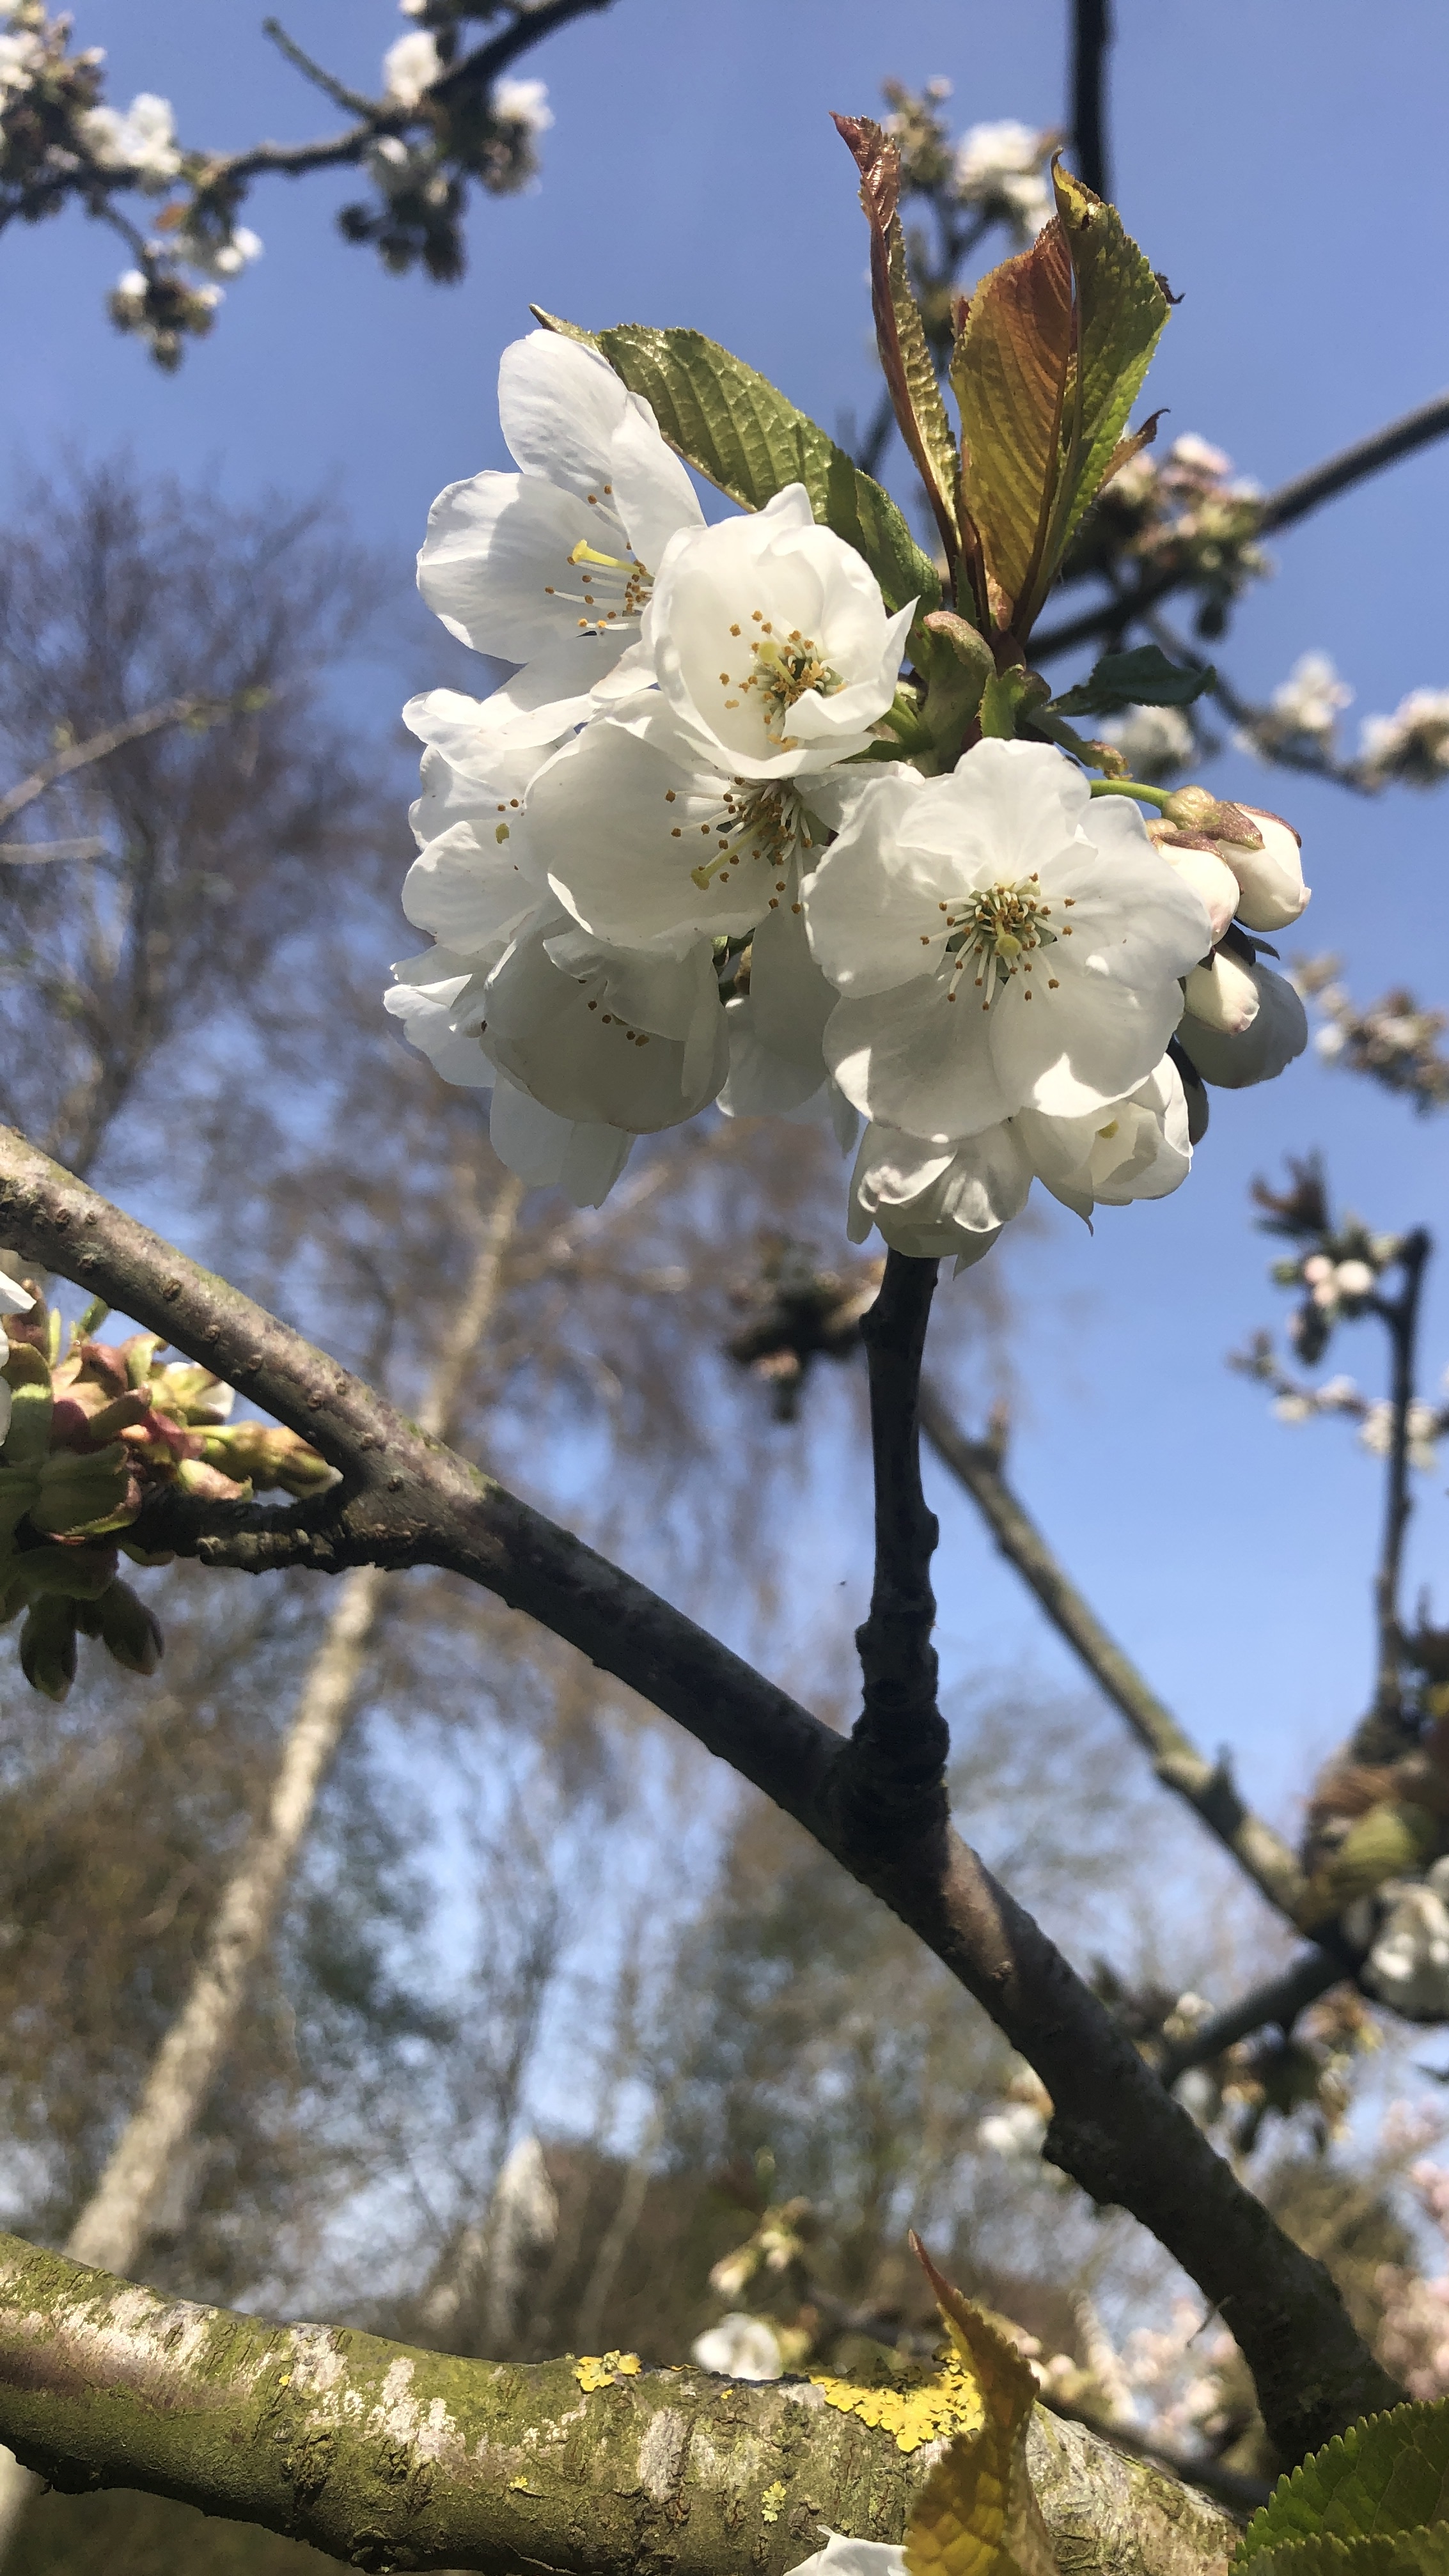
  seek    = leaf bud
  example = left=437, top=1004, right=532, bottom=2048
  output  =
left=202, top=1423, right=337, bottom=1497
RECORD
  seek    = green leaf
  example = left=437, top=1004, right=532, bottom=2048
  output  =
left=1053, top=163, right=1170, bottom=552
left=532, top=310, right=941, bottom=621
left=1235, top=2402, right=1449, bottom=2570
left=1249, top=2534, right=1449, bottom=2576
left=1051, top=644, right=1214, bottom=719
left=950, top=220, right=1076, bottom=622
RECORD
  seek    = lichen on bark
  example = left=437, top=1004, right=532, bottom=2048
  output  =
left=0, top=2237, right=1240, bottom=2576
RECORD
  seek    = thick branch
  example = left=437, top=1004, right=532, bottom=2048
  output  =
left=918, top=1384, right=1310, bottom=1923
left=0, top=1128, right=1400, bottom=2460
left=0, top=2238, right=1237, bottom=2575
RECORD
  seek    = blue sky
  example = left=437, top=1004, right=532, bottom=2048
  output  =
left=8, top=0, right=1449, bottom=1849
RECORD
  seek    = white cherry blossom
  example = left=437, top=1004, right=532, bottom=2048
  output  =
left=847, top=1058, right=1191, bottom=1260
left=382, top=29, right=439, bottom=104
left=494, top=77, right=552, bottom=134
left=805, top=741, right=1210, bottom=1142
left=641, top=484, right=915, bottom=779
left=416, top=331, right=703, bottom=710
left=1176, top=960, right=1307, bottom=1087
left=482, top=910, right=728, bottom=1134
left=528, top=701, right=830, bottom=954
left=79, top=92, right=181, bottom=185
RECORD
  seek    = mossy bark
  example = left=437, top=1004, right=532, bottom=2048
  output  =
left=0, top=2238, right=1238, bottom=2576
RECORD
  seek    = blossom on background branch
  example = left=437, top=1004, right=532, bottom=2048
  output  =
left=0, top=0, right=604, bottom=364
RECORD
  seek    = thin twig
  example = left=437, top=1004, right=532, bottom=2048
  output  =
left=0, top=1127, right=1402, bottom=2459
left=1069, top=0, right=1112, bottom=202
left=1373, top=1230, right=1432, bottom=1717
left=0, top=692, right=258, bottom=831
left=1033, top=392, right=1449, bottom=662
left=918, top=1384, right=1310, bottom=1923
left=261, top=15, right=377, bottom=119
left=1154, top=1948, right=1351, bottom=2089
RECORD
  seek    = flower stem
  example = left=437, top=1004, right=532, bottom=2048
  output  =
left=1088, top=776, right=1173, bottom=812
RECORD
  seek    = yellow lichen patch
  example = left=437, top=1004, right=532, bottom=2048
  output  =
left=761, top=2480, right=787, bottom=2524
left=808, top=2352, right=985, bottom=2455
left=508, top=2476, right=540, bottom=2494
left=573, top=2351, right=642, bottom=2392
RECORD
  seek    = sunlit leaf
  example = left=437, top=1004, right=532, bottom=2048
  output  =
left=904, top=2237, right=1057, bottom=2576
left=949, top=221, right=1074, bottom=626
left=1235, top=2401, right=1449, bottom=2569
left=833, top=114, right=962, bottom=577
left=1052, top=164, right=1170, bottom=553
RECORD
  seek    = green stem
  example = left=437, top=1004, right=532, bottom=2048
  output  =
left=1088, top=776, right=1173, bottom=812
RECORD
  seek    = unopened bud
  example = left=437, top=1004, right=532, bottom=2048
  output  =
left=1184, top=949, right=1260, bottom=1035
left=19, top=1595, right=77, bottom=1701
left=1161, top=786, right=1264, bottom=845
left=97, top=1577, right=164, bottom=1675
left=1156, top=836, right=1239, bottom=943
left=1214, top=806, right=1309, bottom=933
left=203, top=1423, right=336, bottom=1497
left=1176, top=962, right=1308, bottom=1089
left=709, top=2245, right=760, bottom=2300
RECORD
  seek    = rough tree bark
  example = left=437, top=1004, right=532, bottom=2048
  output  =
left=0, top=2237, right=1239, bottom=2576
left=0, top=1174, right=524, bottom=2556
left=0, top=1129, right=1403, bottom=2467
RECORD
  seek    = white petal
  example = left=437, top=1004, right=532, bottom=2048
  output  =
left=483, top=912, right=727, bottom=1131
left=384, top=956, right=494, bottom=1088
left=826, top=978, right=1015, bottom=1141
left=418, top=471, right=621, bottom=662
left=402, top=818, right=537, bottom=957
left=1161, top=843, right=1239, bottom=943
left=0, top=1267, right=33, bottom=1317
left=1217, top=809, right=1309, bottom=932
left=403, top=688, right=557, bottom=795
left=489, top=1075, right=632, bottom=1206
left=608, top=396, right=703, bottom=570
left=849, top=1119, right=1029, bottom=1257
left=1183, top=950, right=1260, bottom=1034
left=719, top=905, right=834, bottom=1116
left=498, top=330, right=630, bottom=497
left=531, top=717, right=787, bottom=951
left=1016, top=1057, right=1191, bottom=1217
left=803, top=767, right=960, bottom=997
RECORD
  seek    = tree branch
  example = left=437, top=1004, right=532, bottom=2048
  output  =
left=1153, top=1948, right=1351, bottom=2089
left=837, top=1251, right=950, bottom=1840
left=918, top=1384, right=1311, bottom=1924
left=0, top=2236, right=1239, bottom=2575
left=1373, top=1230, right=1431, bottom=1719
left=1032, top=393, right=1449, bottom=662
left=0, top=692, right=258, bottom=833
left=1069, top=0, right=1112, bottom=202
left=0, top=1127, right=1401, bottom=2460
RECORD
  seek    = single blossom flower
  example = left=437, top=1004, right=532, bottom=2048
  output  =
left=527, top=698, right=829, bottom=953
left=641, top=483, right=914, bottom=781
left=1175, top=958, right=1307, bottom=1087
left=382, top=28, right=439, bottom=105
left=78, top=91, right=181, bottom=183
left=493, top=77, right=552, bottom=134
left=847, top=1058, right=1191, bottom=1260
left=804, top=741, right=1210, bottom=1141
left=416, top=330, right=703, bottom=724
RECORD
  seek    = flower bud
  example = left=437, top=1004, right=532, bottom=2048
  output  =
left=1214, top=806, right=1308, bottom=932
left=1177, top=962, right=1308, bottom=1088
left=96, top=1577, right=164, bottom=1676
left=1157, top=837, right=1239, bottom=943
left=19, top=1596, right=77, bottom=1701
left=1184, top=948, right=1260, bottom=1034
left=1333, top=1258, right=1375, bottom=1301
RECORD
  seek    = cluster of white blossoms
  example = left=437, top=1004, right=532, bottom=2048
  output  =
left=951, top=116, right=1054, bottom=237
left=77, top=89, right=180, bottom=185
left=388, top=334, right=1311, bottom=1261
left=1360, top=687, right=1449, bottom=789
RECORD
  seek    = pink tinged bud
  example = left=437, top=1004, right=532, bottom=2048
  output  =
left=1216, top=808, right=1309, bottom=932
left=1334, top=1259, right=1375, bottom=1299
left=1303, top=1253, right=1334, bottom=1285
left=1161, top=845, right=1240, bottom=944
left=1184, top=948, right=1260, bottom=1034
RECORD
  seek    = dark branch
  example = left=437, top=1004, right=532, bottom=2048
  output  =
left=1069, top=0, right=1112, bottom=202
left=836, top=1252, right=950, bottom=1839
left=1033, top=393, right=1449, bottom=662
left=0, top=1127, right=1401, bottom=2460
left=918, top=1382, right=1310, bottom=1924
left=1374, top=1229, right=1432, bottom=1717
left=1154, top=1947, right=1351, bottom=2089
left=0, top=692, right=256, bottom=831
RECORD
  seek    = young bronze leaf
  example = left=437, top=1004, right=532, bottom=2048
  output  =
left=1051, top=164, right=1170, bottom=552
left=531, top=309, right=940, bottom=620
left=905, top=2236, right=1056, bottom=2576
left=950, top=221, right=1074, bottom=623
left=834, top=113, right=961, bottom=578
left=1235, top=2401, right=1449, bottom=2568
